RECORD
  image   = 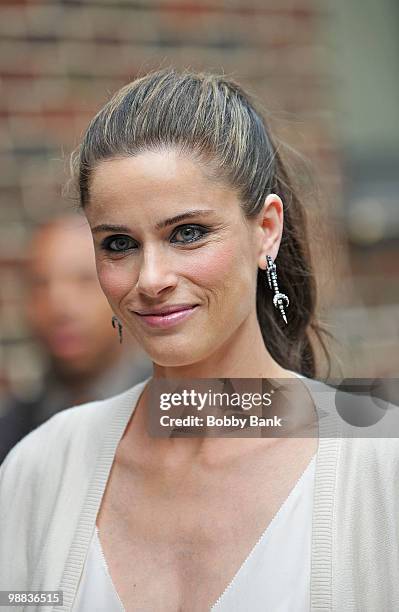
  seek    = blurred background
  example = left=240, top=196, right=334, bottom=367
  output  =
left=0, top=0, right=398, bottom=411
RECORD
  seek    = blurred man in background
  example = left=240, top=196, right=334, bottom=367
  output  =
left=0, top=212, right=152, bottom=464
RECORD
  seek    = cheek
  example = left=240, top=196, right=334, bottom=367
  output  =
left=96, top=262, right=133, bottom=304
left=189, top=241, right=254, bottom=318
left=190, top=242, right=238, bottom=287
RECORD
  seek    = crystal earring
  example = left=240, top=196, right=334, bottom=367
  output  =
left=265, top=255, right=289, bottom=324
left=111, top=315, right=123, bottom=343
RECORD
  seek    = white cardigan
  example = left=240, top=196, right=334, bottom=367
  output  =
left=0, top=375, right=398, bottom=612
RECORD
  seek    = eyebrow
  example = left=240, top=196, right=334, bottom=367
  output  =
left=91, top=209, right=216, bottom=235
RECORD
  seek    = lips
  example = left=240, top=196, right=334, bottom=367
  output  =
left=134, top=304, right=198, bottom=316
left=133, top=305, right=199, bottom=329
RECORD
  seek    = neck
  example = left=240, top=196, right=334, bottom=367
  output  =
left=122, top=312, right=298, bottom=466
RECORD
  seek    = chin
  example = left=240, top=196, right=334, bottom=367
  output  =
left=140, top=336, right=210, bottom=369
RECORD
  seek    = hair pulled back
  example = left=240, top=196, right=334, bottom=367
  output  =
left=72, top=67, right=332, bottom=379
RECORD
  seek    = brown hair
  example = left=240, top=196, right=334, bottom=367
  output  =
left=71, top=67, right=333, bottom=379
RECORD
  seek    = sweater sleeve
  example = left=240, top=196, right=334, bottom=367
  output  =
left=333, top=436, right=399, bottom=611
left=0, top=426, right=43, bottom=591
left=0, top=397, right=111, bottom=612
left=0, top=407, right=82, bottom=594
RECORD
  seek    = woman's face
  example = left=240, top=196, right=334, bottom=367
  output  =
left=85, top=148, right=282, bottom=366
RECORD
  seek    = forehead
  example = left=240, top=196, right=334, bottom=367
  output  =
left=86, top=149, right=240, bottom=218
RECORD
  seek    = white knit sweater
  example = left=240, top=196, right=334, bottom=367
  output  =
left=0, top=375, right=398, bottom=611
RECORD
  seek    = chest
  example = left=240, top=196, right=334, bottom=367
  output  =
left=96, top=438, right=317, bottom=612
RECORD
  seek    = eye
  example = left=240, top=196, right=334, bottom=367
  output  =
left=101, top=235, right=136, bottom=253
left=170, top=224, right=209, bottom=244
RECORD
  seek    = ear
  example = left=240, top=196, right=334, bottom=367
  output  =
left=256, top=194, right=284, bottom=270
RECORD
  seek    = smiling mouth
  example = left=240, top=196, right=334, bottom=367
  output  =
left=134, top=304, right=199, bottom=316
left=133, top=305, right=199, bottom=329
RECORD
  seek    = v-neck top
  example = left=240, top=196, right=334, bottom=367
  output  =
left=73, top=450, right=317, bottom=611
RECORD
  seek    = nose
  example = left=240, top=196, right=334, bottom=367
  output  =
left=135, top=247, right=178, bottom=298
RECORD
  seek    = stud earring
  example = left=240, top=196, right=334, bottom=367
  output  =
left=111, top=315, right=123, bottom=343
left=265, top=255, right=289, bottom=324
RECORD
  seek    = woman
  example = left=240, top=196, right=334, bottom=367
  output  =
left=0, top=68, right=398, bottom=612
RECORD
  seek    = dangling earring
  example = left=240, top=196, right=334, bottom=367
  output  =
left=111, top=315, right=123, bottom=343
left=265, top=255, right=289, bottom=325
